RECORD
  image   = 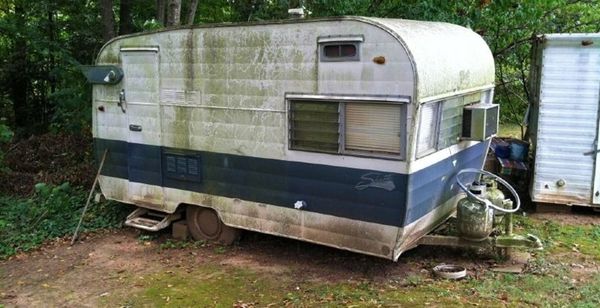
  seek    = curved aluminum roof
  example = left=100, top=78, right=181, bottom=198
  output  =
left=98, top=16, right=495, bottom=102
left=363, top=17, right=495, bottom=102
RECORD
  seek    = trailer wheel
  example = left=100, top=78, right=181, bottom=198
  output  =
left=186, top=206, right=240, bottom=245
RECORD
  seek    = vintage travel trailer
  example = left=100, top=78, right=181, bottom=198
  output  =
left=87, top=16, right=497, bottom=260
left=529, top=33, right=600, bottom=208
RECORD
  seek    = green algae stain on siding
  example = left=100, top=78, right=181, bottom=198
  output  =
left=172, top=107, right=192, bottom=149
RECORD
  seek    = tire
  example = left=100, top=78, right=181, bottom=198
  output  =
left=186, top=206, right=240, bottom=245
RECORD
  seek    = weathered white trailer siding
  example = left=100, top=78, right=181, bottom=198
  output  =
left=530, top=34, right=600, bottom=206
left=92, top=17, right=495, bottom=260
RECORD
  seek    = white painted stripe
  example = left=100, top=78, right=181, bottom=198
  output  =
left=285, top=147, right=408, bottom=173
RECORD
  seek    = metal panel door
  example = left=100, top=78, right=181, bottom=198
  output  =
left=534, top=41, right=600, bottom=206
left=593, top=90, right=600, bottom=204
left=120, top=48, right=164, bottom=207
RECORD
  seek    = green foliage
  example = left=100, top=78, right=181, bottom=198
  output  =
left=137, top=234, right=157, bottom=243
left=159, top=239, right=207, bottom=250
left=0, top=182, right=129, bottom=259
left=0, top=0, right=103, bottom=135
left=0, top=123, right=13, bottom=168
left=0, top=124, right=13, bottom=144
left=2, top=0, right=600, bottom=135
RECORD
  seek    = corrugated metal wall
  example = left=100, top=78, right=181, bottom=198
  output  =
left=532, top=39, right=600, bottom=205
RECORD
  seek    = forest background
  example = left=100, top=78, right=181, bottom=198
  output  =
left=1, top=0, right=600, bottom=138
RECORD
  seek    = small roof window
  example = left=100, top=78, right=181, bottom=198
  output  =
left=318, top=35, right=362, bottom=62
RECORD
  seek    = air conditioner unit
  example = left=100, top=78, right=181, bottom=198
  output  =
left=462, top=103, right=499, bottom=141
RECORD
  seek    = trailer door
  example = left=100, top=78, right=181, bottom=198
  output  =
left=532, top=39, right=600, bottom=206
left=120, top=48, right=164, bottom=208
left=593, top=93, right=600, bottom=205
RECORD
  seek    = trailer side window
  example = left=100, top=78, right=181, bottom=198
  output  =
left=345, top=103, right=402, bottom=155
left=289, top=100, right=404, bottom=158
left=437, top=97, right=464, bottom=149
left=417, top=92, right=487, bottom=158
left=437, top=92, right=483, bottom=150
left=289, top=100, right=341, bottom=154
left=416, top=102, right=441, bottom=158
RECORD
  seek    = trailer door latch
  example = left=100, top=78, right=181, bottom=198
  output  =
left=118, top=89, right=127, bottom=113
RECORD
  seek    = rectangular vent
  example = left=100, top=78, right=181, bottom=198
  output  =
left=163, top=152, right=202, bottom=182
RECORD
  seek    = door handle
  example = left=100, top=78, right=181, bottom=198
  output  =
left=118, top=89, right=127, bottom=113
left=129, top=124, right=142, bottom=132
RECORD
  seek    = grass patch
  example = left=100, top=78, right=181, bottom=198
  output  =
left=121, top=265, right=284, bottom=307
left=499, top=122, right=523, bottom=138
left=0, top=182, right=129, bottom=259
left=515, top=216, right=600, bottom=259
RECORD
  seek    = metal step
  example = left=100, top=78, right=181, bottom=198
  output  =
left=125, top=207, right=181, bottom=232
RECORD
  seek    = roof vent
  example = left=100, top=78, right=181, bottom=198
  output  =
left=288, top=8, right=306, bottom=19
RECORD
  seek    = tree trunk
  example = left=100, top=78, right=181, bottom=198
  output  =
left=45, top=6, right=57, bottom=128
left=10, top=3, right=29, bottom=131
left=101, top=0, right=115, bottom=41
left=156, top=0, right=166, bottom=25
left=166, top=0, right=181, bottom=27
left=119, top=0, right=134, bottom=35
left=185, top=0, right=199, bottom=25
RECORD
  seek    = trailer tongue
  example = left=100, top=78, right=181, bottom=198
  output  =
left=418, top=169, right=542, bottom=255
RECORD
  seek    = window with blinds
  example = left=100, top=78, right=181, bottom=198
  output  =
left=345, top=103, right=402, bottom=155
left=289, top=100, right=404, bottom=158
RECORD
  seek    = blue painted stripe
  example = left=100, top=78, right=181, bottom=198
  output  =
left=95, top=139, right=408, bottom=227
left=405, top=142, right=487, bottom=225
left=94, top=138, right=487, bottom=228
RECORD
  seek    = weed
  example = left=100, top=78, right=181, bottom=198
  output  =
left=590, top=226, right=600, bottom=240
left=0, top=182, right=129, bottom=259
left=137, top=234, right=156, bottom=243
left=213, top=246, right=227, bottom=254
left=0, top=123, right=13, bottom=169
left=159, top=239, right=206, bottom=250
left=404, top=274, right=424, bottom=286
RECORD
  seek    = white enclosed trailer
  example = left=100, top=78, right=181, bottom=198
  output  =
left=89, top=16, right=496, bottom=260
left=529, top=34, right=600, bottom=207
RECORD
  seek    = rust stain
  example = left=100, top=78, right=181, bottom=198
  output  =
left=373, top=56, right=386, bottom=64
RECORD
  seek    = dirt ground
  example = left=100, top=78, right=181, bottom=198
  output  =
left=0, top=226, right=498, bottom=307
left=2, top=207, right=600, bottom=307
